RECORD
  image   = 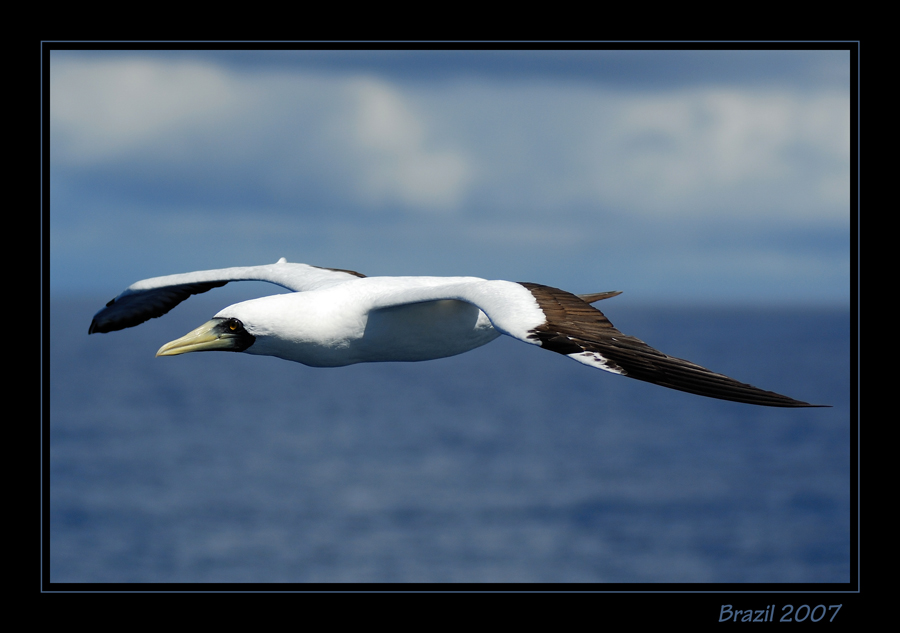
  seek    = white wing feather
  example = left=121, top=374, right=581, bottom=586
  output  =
left=89, top=258, right=364, bottom=334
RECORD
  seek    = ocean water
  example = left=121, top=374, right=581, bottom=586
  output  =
left=48, top=296, right=851, bottom=584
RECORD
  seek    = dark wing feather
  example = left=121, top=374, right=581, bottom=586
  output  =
left=88, top=281, right=228, bottom=334
left=577, top=290, right=622, bottom=304
left=88, top=260, right=367, bottom=335
left=519, top=283, right=824, bottom=408
left=310, top=265, right=366, bottom=278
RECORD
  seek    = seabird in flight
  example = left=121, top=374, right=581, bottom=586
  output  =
left=88, top=258, right=824, bottom=407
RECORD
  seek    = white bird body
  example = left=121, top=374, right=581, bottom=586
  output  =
left=89, top=258, right=824, bottom=407
left=218, top=278, right=509, bottom=366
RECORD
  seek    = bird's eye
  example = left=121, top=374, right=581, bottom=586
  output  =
left=221, top=318, right=243, bottom=333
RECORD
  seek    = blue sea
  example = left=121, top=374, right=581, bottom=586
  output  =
left=48, top=295, right=851, bottom=584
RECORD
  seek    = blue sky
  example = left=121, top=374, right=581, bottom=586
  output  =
left=48, top=49, right=851, bottom=305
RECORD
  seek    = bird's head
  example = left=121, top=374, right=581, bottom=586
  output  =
left=153, top=293, right=350, bottom=365
left=155, top=316, right=256, bottom=356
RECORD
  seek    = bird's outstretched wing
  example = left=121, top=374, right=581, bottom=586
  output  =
left=89, top=258, right=364, bottom=334
left=361, top=279, right=822, bottom=407
left=517, top=283, right=823, bottom=407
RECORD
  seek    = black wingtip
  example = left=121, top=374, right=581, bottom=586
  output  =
left=87, top=281, right=230, bottom=335
left=775, top=398, right=831, bottom=408
left=776, top=403, right=831, bottom=409
left=88, top=318, right=107, bottom=334
left=89, top=297, right=118, bottom=334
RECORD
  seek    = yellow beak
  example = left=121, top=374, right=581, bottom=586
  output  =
left=156, top=319, right=246, bottom=356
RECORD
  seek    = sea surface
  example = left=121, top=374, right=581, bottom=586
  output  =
left=48, top=296, right=851, bottom=584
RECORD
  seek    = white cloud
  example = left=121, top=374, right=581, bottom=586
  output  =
left=51, top=57, right=241, bottom=161
left=50, top=55, right=848, bottom=222
left=348, top=78, right=473, bottom=210
left=51, top=57, right=474, bottom=213
left=589, top=89, right=850, bottom=217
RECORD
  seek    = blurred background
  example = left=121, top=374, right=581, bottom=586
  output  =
left=48, top=48, right=851, bottom=584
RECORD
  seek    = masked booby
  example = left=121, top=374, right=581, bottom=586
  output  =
left=88, top=257, right=824, bottom=407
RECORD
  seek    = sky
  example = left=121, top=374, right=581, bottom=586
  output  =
left=47, top=48, right=852, bottom=305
